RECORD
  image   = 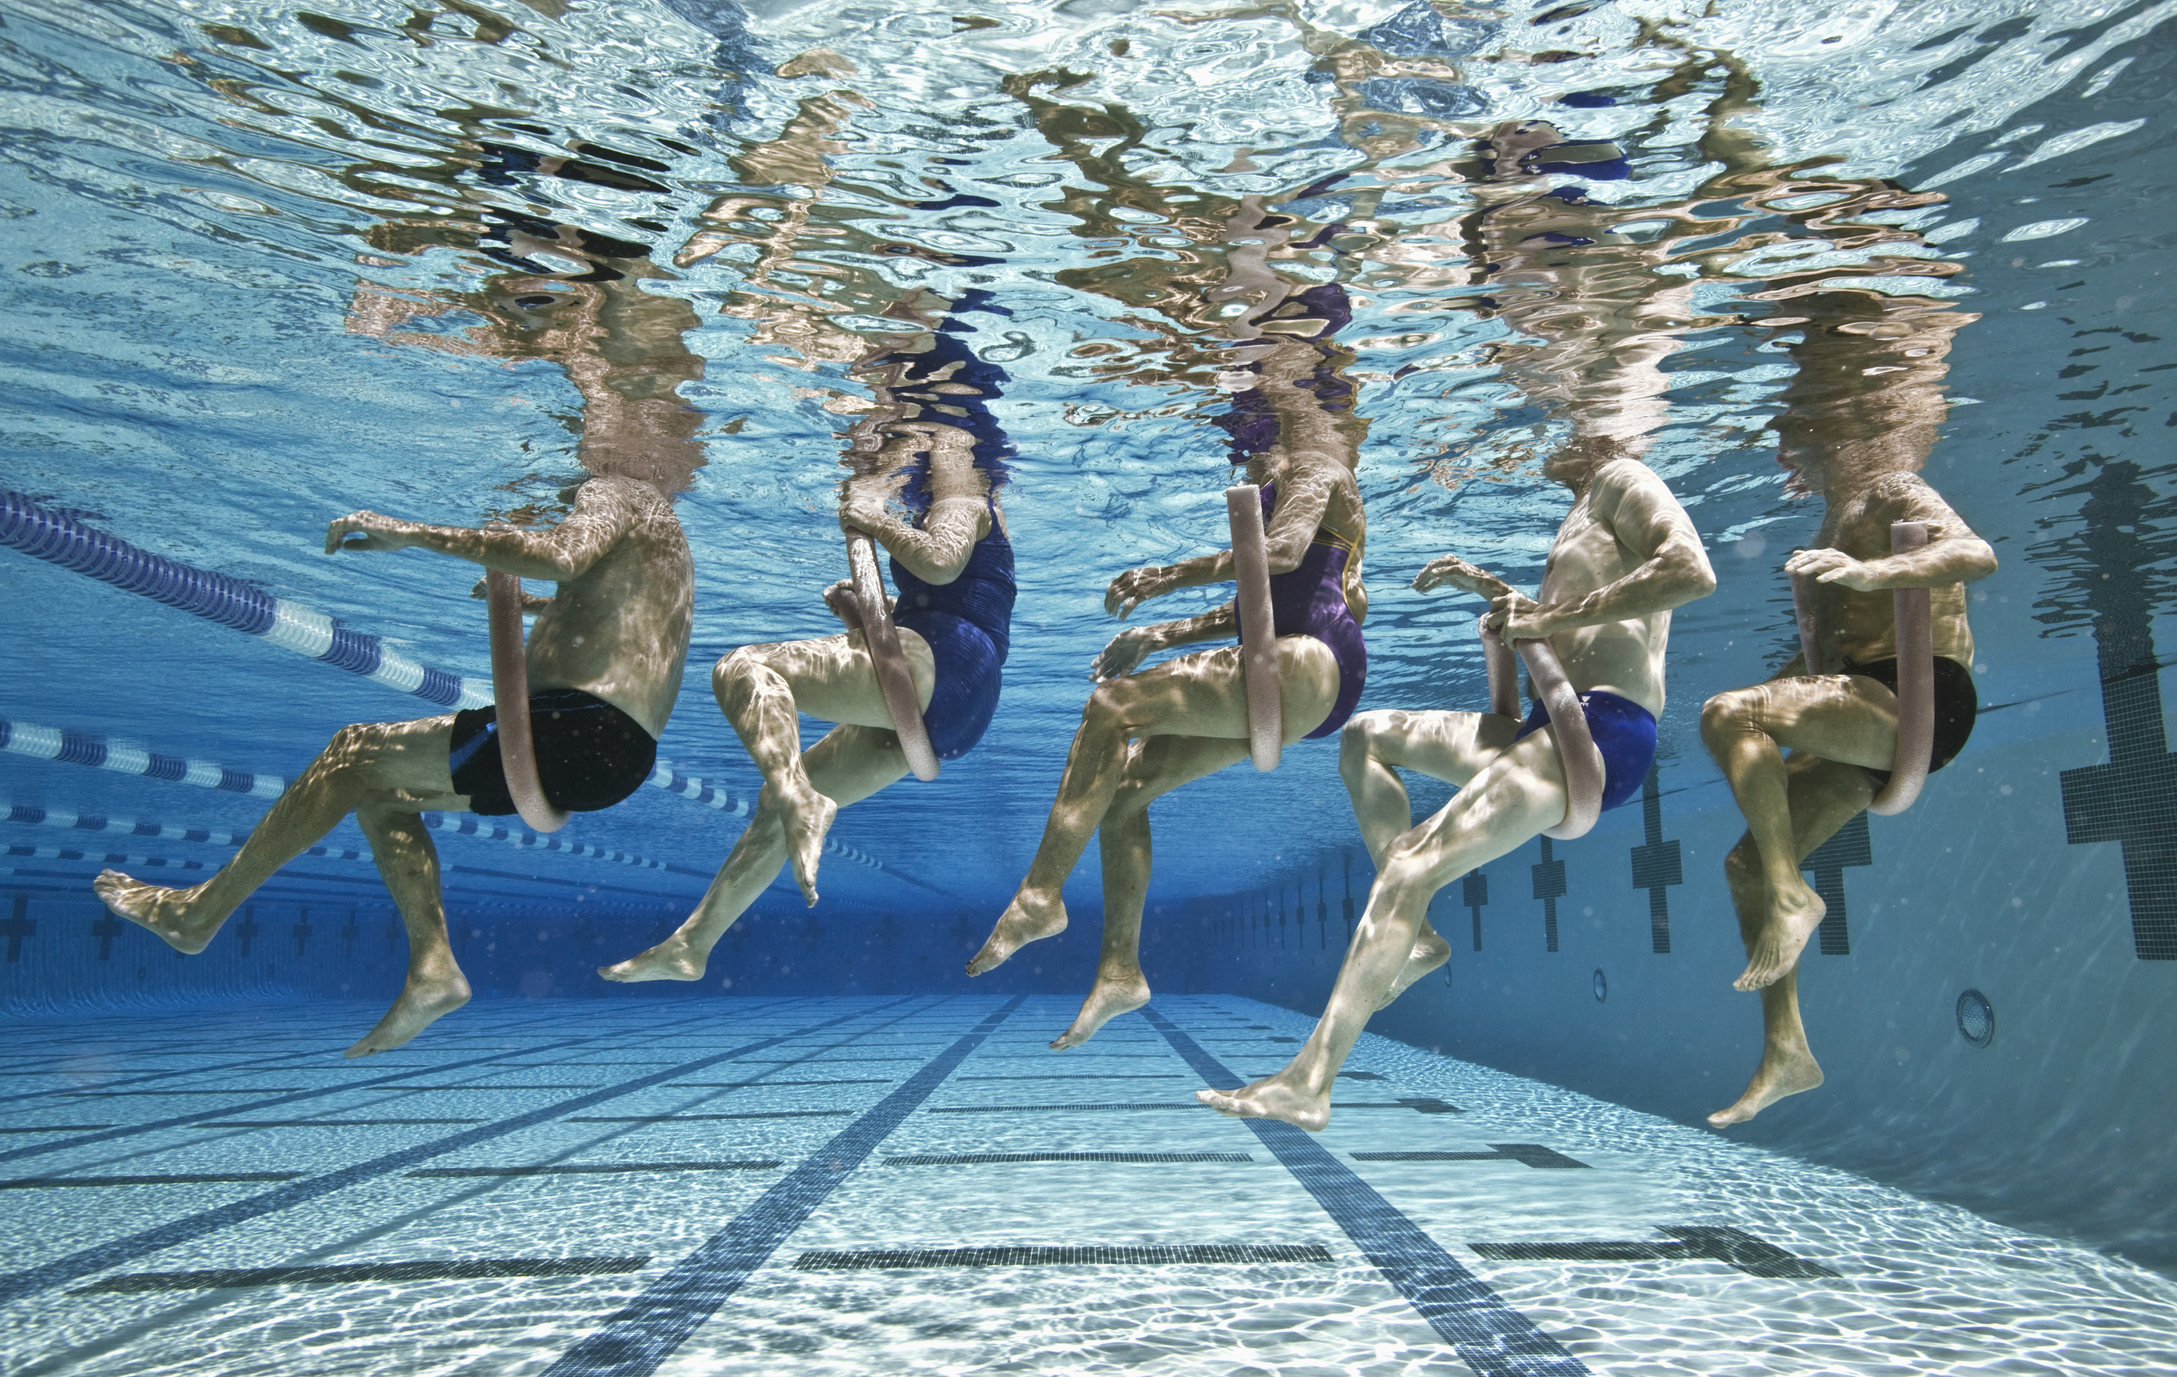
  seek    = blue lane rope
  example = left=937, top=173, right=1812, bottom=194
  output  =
left=0, top=488, right=487, bottom=709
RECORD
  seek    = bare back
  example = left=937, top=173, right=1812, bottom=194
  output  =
left=527, top=476, right=694, bottom=737
left=1536, top=458, right=1698, bottom=714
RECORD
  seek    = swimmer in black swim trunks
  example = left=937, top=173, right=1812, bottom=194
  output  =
left=1700, top=287, right=1996, bottom=1127
left=92, top=473, right=694, bottom=1057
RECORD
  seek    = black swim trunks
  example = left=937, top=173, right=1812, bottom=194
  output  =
left=448, top=688, right=656, bottom=817
left=1843, top=655, right=1977, bottom=786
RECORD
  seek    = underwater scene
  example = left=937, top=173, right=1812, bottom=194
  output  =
left=2, top=0, right=2176, bottom=1371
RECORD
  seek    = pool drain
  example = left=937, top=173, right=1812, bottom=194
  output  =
left=1955, top=989, right=1995, bottom=1047
left=1592, top=968, right=1607, bottom=1003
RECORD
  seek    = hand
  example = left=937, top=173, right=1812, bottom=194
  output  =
left=1481, top=591, right=1558, bottom=642
left=1105, top=565, right=1176, bottom=619
left=325, top=511, right=413, bottom=554
left=1090, top=626, right=1154, bottom=681
left=1785, top=545, right=1881, bottom=591
left=469, top=577, right=489, bottom=601
left=1413, top=552, right=1511, bottom=598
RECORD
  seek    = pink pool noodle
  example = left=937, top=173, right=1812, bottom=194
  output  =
left=1480, top=620, right=1603, bottom=840
left=846, top=529, right=941, bottom=782
left=1869, top=520, right=1933, bottom=815
left=486, top=570, right=571, bottom=834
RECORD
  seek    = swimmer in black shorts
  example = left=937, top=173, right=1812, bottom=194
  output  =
left=94, top=474, right=694, bottom=1056
left=1699, top=287, right=1996, bottom=1126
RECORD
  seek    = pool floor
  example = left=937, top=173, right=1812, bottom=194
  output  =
left=0, top=994, right=2171, bottom=1376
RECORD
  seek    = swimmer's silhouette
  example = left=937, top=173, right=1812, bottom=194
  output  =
left=1702, top=284, right=1994, bottom=1127
left=95, top=82, right=703, bottom=1055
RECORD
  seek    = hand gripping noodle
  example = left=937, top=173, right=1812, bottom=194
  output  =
left=485, top=570, right=571, bottom=834
left=846, top=528, right=941, bottom=782
left=1786, top=521, right=1934, bottom=815
left=1480, top=619, right=1605, bottom=841
left=1226, top=483, right=1282, bottom=772
left=1869, top=520, right=1934, bottom=815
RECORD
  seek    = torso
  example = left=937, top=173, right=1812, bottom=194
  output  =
left=1814, top=471, right=1977, bottom=669
left=526, top=477, right=694, bottom=738
left=1537, top=458, right=1673, bottom=715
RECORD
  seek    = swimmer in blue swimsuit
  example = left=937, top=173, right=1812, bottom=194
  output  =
left=967, top=216, right=1372, bottom=1049
left=601, top=291, right=1016, bottom=984
left=1201, top=446, right=1716, bottom=1131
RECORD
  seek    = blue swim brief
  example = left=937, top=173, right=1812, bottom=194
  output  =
left=1513, top=688, right=1656, bottom=813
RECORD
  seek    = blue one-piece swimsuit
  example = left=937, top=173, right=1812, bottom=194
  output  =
left=891, top=505, right=1014, bottom=761
left=1236, top=480, right=1368, bottom=739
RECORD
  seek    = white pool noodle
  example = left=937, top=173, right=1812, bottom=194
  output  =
left=1226, top=484, right=1282, bottom=772
left=486, top=570, right=570, bottom=834
left=1480, top=618, right=1521, bottom=719
left=1515, top=636, right=1606, bottom=841
left=847, top=529, right=941, bottom=782
left=1870, top=520, right=1934, bottom=816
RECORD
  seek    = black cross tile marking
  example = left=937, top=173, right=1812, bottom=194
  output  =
left=1463, top=870, right=1488, bottom=951
left=1469, top=1225, right=1837, bottom=1278
left=884, top=1151, right=1253, bottom=1166
left=2058, top=461, right=2177, bottom=958
left=1352, top=1143, right=1586, bottom=1168
left=1344, top=852, right=1358, bottom=944
left=794, top=1244, right=1329, bottom=1271
left=1532, top=838, right=1565, bottom=953
left=74, top=1255, right=649, bottom=1293
left=90, top=912, right=122, bottom=961
left=1317, top=871, right=1331, bottom=949
left=233, top=908, right=260, bottom=958
left=340, top=910, right=358, bottom=959
left=408, top=1160, right=781, bottom=1178
left=3, top=895, right=32, bottom=962
left=291, top=908, right=313, bottom=958
left=1801, top=813, right=1871, bottom=956
left=1627, top=767, right=1680, bottom=954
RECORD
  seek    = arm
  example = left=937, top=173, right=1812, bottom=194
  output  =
left=1785, top=475, right=1997, bottom=591
left=842, top=489, right=985, bottom=586
left=1104, top=456, right=1343, bottom=617
left=1090, top=603, right=1239, bottom=681
left=325, top=477, right=646, bottom=583
left=1495, top=464, right=1717, bottom=639
left=468, top=577, right=553, bottom=611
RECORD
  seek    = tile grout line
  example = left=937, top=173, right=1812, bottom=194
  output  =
left=0, top=996, right=932, bottom=1304
left=1141, top=1005, right=1592, bottom=1377
left=539, top=995, right=1029, bottom=1377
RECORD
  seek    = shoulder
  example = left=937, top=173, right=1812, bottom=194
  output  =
left=1592, top=458, right=1684, bottom=517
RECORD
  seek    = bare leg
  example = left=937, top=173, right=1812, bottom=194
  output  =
left=600, top=725, right=908, bottom=982
left=95, top=717, right=465, bottom=953
left=345, top=804, right=470, bottom=1057
left=971, top=637, right=1338, bottom=976
left=1051, top=736, right=1247, bottom=1049
left=1202, top=732, right=1569, bottom=1129
left=1339, top=707, right=1520, bottom=1004
left=713, top=631, right=931, bottom=907
left=1709, top=754, right=1872, bottom=1125
left=1701, top=675, right=1896, bottom=990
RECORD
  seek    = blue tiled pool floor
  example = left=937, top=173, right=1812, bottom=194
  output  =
left=1, top=994, right=2172, bottom=1376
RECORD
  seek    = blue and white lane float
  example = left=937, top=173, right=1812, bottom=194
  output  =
left=0, top=488, right=489, bottom=710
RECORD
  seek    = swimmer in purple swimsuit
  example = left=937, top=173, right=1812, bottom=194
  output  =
left=599, top=290, right=1015, bottom=984
left=1200, top=441, right=1715, bottom=1131
left=967, top=205, right=1370, bottom=1050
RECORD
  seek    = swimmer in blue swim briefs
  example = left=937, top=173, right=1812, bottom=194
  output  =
left=1201, top=439, right=1716, bottom=1130
left=601, top=291, right=1017, bottom=983
left=966, top=246, right=1372, bottom=1050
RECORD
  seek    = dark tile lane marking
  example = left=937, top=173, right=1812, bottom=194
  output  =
left=73, top=1256, right=651, bottom=1294
left=795, top=1244, right=1330, bottom=1270
left=2, top=1173, right=304, bottom=1189
left=0, top=997, right=927, bottom=1303
left=410, top=1162, right=781, bottom=1178
left=1141, top=1007, right=1590, bottom=1377
left=1470, top=1228, right=1838, bottom=1278
left=1354, top=1146, right=1588, bottom=1169
left=540, top=996, right=1026, bottom=1377
left=883, top=1152, right=1252, bottom=1166
left=566, top=1105, right=853, bottom=1113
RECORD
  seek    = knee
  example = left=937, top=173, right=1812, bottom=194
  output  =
left=713, top=646, right=771, bottom=702
left=1699, top=691, right=1757, bottom=749
left=1083, top=680, right=1133, bottom=730
left=1339, top=713, right=1389, bottom=776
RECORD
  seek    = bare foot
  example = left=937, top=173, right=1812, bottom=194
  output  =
left=763, top=781, right=838, bottom=907
left=346, top=970, right=471, bottom=1057
left=1376, top=924, right=1452, bottom=1010
left=1735, top=875, right=1826, bottom=991
left=966, top=892, right=1067, bottom=976
left=598, top=935, right=705, bottom=983
left=1707, top=1043, right=1824, bottom=1127
left=1198, top=1072, right=1331, bottom=1132
left=93, top=870, right=225, bottom=955
left=1051, top=970, right=1150, bottom=1049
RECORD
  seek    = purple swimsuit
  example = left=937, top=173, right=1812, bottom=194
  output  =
left=1235, top=480, right=1368, bottom=739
